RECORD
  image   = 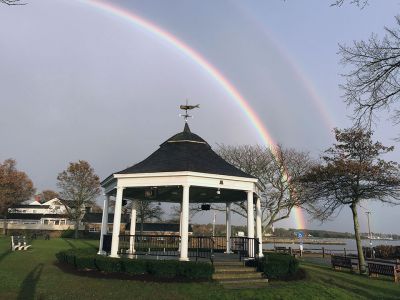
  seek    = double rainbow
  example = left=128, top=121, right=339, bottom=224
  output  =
left=82, top=0, right=307, bottom=230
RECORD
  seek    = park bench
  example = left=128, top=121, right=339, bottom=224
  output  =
left=275, top=246, right=289, bottom=253
left=367, top=261, right=400, bottom=282
left=331, top=255, right=357, bottom=271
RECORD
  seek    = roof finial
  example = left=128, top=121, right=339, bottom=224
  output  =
left=179, top=99, right=199, bottom=123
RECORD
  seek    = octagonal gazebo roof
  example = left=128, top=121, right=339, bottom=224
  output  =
left=110, top=123, right=255, bottom=179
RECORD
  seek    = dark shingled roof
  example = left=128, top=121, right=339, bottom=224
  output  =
left=115, top=124, right=255, bottom=178
left=7, top=213, right=67, bottom=220
left=11, top=204, right=50, bottom=209
left=82, top=213, right=130, bottom=224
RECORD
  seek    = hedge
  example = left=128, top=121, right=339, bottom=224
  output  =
left=56, top=248, right=214, bottom=280
left=259, top=253, right=299, bottom=279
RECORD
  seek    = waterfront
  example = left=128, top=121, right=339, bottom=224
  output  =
left=263, top=238, right=400, bottom=254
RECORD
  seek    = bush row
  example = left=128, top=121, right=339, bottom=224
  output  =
left=258, top=253, right=299, bottom=279
left=56, top=248, right=214, bottom=280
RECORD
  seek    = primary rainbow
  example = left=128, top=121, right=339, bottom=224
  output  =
left=82, top=0, right=307, bottom=230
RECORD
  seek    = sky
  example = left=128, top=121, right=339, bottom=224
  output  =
left=1, top=0, right=400, bottom=234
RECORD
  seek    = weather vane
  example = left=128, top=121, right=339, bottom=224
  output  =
left=179, top=99, right=199, bottom=123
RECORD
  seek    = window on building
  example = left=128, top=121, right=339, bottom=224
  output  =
left=55, top=220, right=59, bottom=225
left=44, top=220, right=49, bottom=224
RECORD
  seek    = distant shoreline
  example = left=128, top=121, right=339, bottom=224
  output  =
left=264, top=238, right=346, bottom=245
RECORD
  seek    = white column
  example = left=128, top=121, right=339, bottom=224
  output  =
left=247, top=190, right=255, bottom=257
left=129, top=200, right=137, bottom=254
left=180, top=185, right=190, bottom=261
left=110, top=187, right=124, bottom=258
left=178, top=203, right=182, bottom=253
left=98, top=194, right=109, bottom=255
left=225, top=202, right=232, bottom=253
left=247, top=191, right=254, bottom=238
left=256, top=196, right=264, bottom=258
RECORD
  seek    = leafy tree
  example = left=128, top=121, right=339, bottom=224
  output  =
left=339, top=16, right=400, bottom=137
left=216, top=144, right=313, bottom=232
left=300, top=128, right=400, bottom=273
left=57, top=160, right=101, bottom=238
left=0, top=159, right=35, bottom=234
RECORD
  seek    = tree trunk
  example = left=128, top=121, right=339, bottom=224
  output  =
left=74, top=218, right=79, bottom=239
left=140, top=215, right=144, bottom=236
left=350, top=203, right=366, bottom=274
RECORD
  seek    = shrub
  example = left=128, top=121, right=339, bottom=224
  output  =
left=121, top=258, right=147, bottom=275
left=147, top=260, right=178, bottom=278
left=61, top=229, right=75, bottom=238
left=95, top=256, right=123, bottom=273
left=177, top=261, right=214, bottom=279
left=260, top=253, right=299, bottom=279
left=55, top=248, right=214, bottom=280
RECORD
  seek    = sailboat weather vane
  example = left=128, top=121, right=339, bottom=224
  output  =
left=179, top=100, right=199, bottom=123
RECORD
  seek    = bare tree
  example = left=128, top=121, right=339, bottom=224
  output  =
left=339, top=16, right=400, bottom=135
left=136, top=200, right=163, bottom=235
left=216, top=144, right=313, bottom=232
left=57, top=160, right=101, bottom=238
left=300, top=128, right=400, bottom=273
left=0, top=0, right=26, bottom=5
left=330, top=0, right=368, bottom=8
left=0, top=159, right=35, bottom=234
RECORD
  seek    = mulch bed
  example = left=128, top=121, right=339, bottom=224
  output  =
left=54, top=262, right=210, bottom=283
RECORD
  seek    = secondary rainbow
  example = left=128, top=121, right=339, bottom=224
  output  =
left=82, top=0, right=307, bottom=230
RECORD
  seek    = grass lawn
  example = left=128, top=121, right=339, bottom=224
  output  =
left=0, top=236, right=399, bottom=300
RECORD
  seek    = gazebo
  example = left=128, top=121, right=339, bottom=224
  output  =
left=98, top=121, right=264, bottom=261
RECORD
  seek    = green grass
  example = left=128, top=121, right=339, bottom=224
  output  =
left=0, top=236, right=399, bottom=299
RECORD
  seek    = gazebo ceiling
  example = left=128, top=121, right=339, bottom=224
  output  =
left=113, top=185, right=248, bottom=204
left=112, top=123, right=255, bottom=179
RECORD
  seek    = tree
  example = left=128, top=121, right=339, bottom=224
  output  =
left=36, top=190, right=59, bottom=203
left=330, top=0, right=368, bottom=8
left=136, top=201, right=163, bottom=235
left=57, top=160, right=101, bottom=239
left=339, top=16, right=400, bottom=136
left=216, top=144, right=313, bottom=232
left=0, top=159, right=35, bottom=234
left=300, top=128, right=400, bottom=273
left=0, top=0, right=26, bottom=5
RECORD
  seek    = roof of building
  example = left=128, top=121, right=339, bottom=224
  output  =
left=81, top=213, right=130, bottom=224
left=7, top=213, right=67, bottom=220
left=10, top=204, right=50, bottom=209
left=111, top=124, right=255, bottom=179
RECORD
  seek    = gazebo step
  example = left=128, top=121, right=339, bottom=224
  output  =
left=214, top=267, right=256, bottom=273
left=213, top=261, right=244, bottom=267
left=213, top=272, right=264, bottom=280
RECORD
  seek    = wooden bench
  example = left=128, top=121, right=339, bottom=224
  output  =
left=275, top=246, right=289, bottom=253
left=367, top=261, right=400, bottom=282
left=331, top=255, right=356, bottom=271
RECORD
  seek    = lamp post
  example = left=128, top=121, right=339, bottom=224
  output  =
left=366, top=211, right=373, bottom=258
